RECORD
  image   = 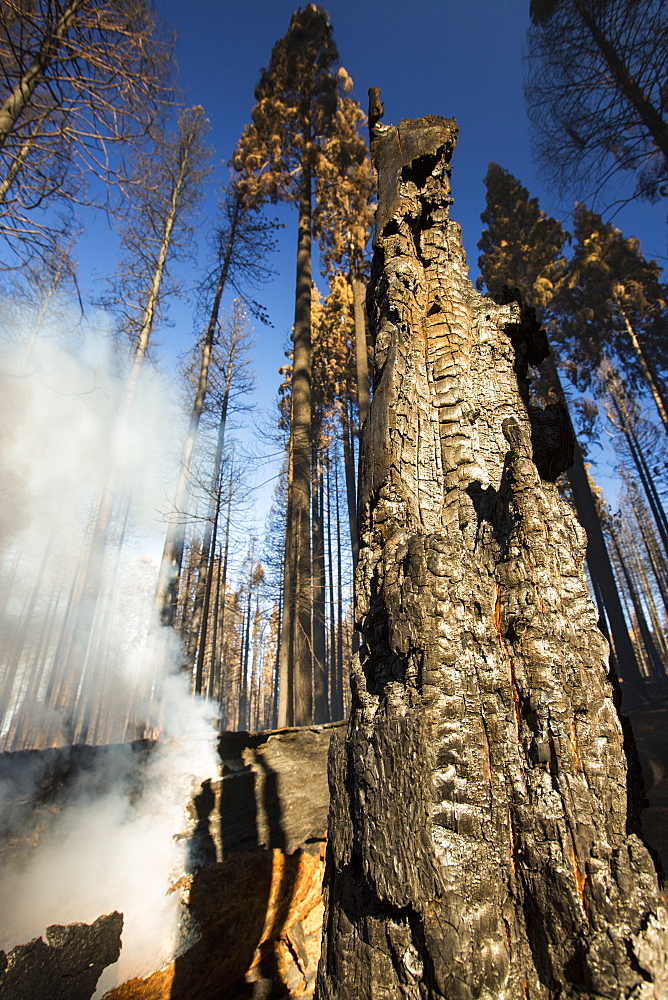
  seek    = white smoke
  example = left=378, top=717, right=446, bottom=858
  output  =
left=0, top=299, right=220, bottom=991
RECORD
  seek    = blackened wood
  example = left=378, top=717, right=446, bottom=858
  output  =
left=317, top=102, right=668, bottom=1000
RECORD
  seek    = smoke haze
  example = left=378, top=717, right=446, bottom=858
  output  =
left=0, top=299, right=220, bottom=990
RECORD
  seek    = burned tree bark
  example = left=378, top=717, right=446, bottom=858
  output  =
left=317, top=99, right=668, bottom=1000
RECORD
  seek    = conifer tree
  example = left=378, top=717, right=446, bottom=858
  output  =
left=315, top=91, right=375, bottom=431
left=233, top=5, right=343, bottom=726
left=112, top=105, right=212, bottom=384
left=552, top=204, right=668, bottom=430
left=155, top=182, right=276, bottom=628
left=477, top=163, right=566, bottom=306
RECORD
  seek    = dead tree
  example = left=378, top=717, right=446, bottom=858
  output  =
left=317, top=97, right=668, bottom=1000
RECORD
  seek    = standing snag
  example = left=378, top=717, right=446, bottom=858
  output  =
left=317, top=100, right=668, bottom=999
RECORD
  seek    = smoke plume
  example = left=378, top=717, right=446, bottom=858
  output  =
left=0, top=297, right=219, bottom=991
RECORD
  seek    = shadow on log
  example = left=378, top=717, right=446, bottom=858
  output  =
left=316, top=95, right=668, bottom=999
left=104, top=724, right=341, bottom=1000
left=0, top=725, right=340, bottom=1000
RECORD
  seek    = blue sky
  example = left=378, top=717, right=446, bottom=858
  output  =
left=75, top=0, right=667, bottom=515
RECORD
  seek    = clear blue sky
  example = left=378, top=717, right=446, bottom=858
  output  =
left=77, top=0, right=667, bottom=511
left=155, top=0, right=665, bottom=358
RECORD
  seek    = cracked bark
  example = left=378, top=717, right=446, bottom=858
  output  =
left=316, top=102, right=668, bottom=1000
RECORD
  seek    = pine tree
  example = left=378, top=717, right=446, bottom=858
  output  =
left=315, top=90, right=375, bottom=431
left=155, top=182, right=276, bottom=628
left=233, top=5, right=343, bottom=726
left=552, top=204, right=668, bottom=430
left=477, top=162, right=566, bottom=307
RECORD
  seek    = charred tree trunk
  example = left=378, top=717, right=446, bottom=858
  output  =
left=351, top=272, right=370, bottom=431
left=317, top=103, right=668, bottom=1000
left=540, top=354, right=644, bottom=701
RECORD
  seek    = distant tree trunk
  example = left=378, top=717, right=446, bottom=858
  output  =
left=250, top=599, right=262, bottom=729
left=318, top=106, right=667, bottom=1000
left=279, top=160, right=314, bottom=726
left=630, top=480, right=668, bottom=615
left=277, top=440, right=295, bottom=726
left=209, top=481, right=233, bottom=704
left=206, top=546, right=223, bottom=701
left=617, top=307, right=668, bottom=433
left=312, top=453, right=329, bottom=723
left=340, top=398, right=358, bottom=565
left=186, top=377, right=233, bottom=678
left=194, top=473, right=221, bottom=695
left=610, top=524, right=664, bottom=679
left=566, top=442, right=646, bottom=698
left=608, top=381, right=668, bottom=557
left=239, top=573, right=253, bottom=730
left=326, top=459, right=342, bottom=720
left=155, top=211, right=237, bottom=626
left=334, top=459, right=344, bottom=720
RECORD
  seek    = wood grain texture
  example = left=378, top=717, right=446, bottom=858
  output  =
left=316, top=108, right=668, bottom=1000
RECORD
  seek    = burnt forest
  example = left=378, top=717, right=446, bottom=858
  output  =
left=0, top=2, right=667, bottom=999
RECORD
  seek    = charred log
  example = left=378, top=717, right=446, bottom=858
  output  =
left=316, top=101, right=668, bottom=1000
left=0, top=912, right=122, bottom=1000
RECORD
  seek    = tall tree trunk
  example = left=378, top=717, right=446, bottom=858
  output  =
left=340, top=397, right=358, bottom=566
left=334, top=458, right=344, bottom=721
left=326, top=459, right=341, bottom=720
left=608, top=521, right=665, bottom=679
left=61, top=129, right=193, bottom=696
left=209, top=479, right=233, bottom=705
left=318, top=107, right=667, bottom=1000
left=206, top=545, right=223, bottom=702
left=239, top=570, right=253, bottom=730
left=250, top=598, right=262, bottom=729
left=608, top=381, right=668, bottom=557
left=631, top=479, right=668, bottom=616
left=186, top=376, right=233, bottom=676
left=194, top=475, right=221, bottom=695
left=617, top=306, right=668, bottom=433
left=279, top=158, right=314, bottom=726
left=566, top=442, right=646, bottom=698
left=277, top=438, right=294, bottom=726
left=312, top=450, right=329, bottom=723
left=351, top=273, right=370, bottom=429
left=131, top=160, right=188, bottom=374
